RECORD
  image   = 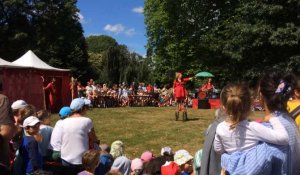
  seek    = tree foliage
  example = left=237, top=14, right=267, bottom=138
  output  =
left=86, top=35, right=152, bottom=85
left=144, top=0, right=300, bottom=86
left=0, top=0, right=91, bottom=81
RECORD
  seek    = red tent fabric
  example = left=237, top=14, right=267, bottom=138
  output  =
left=0, top=51, right=71, bottom=112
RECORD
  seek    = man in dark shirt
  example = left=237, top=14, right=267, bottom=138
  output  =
left=0, top=94, right=16, bottom=174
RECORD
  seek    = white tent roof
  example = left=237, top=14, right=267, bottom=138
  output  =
left=0, top=58, right=22, bottom=68
left=12, top=50, right=69, bottom=71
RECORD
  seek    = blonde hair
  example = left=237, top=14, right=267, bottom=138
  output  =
left=82, top=150, right=100, bottom=172
left=175, top=72, right=182, bottom=80
left=220, top=83, right=251, bottom=129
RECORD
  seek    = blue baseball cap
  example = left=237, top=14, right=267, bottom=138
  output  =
left=70, top=98, right=91, bottom=112
left=58, top=106, right=72, bottom=119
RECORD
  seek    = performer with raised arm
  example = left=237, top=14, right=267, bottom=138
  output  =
left=173, top=72, right=194, bottom=121
left=44, top=78, right=56, bottom=111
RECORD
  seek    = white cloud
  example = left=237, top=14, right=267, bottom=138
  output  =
left=76, top=12, right=85, bottom=23
left=125, top=28, right=136, bottom=36
left=104, top=24, right=125, bottom=34
left=103, top=24, right=136, bottom=36
left=132, top=7, right=144, bottom=14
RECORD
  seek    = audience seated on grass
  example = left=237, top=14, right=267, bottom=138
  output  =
left=48, top=106, right=72, bottom=161
left=37, top=110, right=53, bottom=159
left=19, top=116, right=43, bottom=174
left=95, top=144, right=113, bottom=175
left=174, top=149, right=194, bottom=175
left=60, top=98, right=97, bottom=170
left=77, top=150, right=100, bottom=175
left=110, top=140, right=131, bottom=175
left=130, top=158, right=143, bottom=175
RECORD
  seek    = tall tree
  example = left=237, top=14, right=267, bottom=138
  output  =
left=0, top=0, right=90, bottom=81
left=144, top=0, right=300, bottom=85
left=86, top=35, right=153, bottom=85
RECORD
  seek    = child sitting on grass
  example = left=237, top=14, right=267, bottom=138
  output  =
left=36, top=110, right=53, bottom=159
left=19, top=116, right=43, bottom=174
left=77, top=150, right=100, bottom=175
left=214, top=83, right=289, bottom=155
left=48, top=106, right=72, bottom=161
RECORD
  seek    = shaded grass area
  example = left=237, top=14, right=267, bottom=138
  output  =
left=52, top=107, right=265, bottom=159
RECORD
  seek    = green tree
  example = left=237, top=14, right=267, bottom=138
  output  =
left=86, top=35, right=153, bottom=85
left=0, top=0, right=91, bottom=81
left=145, top=0, right=300, bottom=86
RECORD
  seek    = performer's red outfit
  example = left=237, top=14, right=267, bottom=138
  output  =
left=173, top=72, right=193, bottom=121
left=173, top=78, right=191, bottom=101
left=201, top=83, right=214, bottom=91
left=44, top=81, right=56, bottom=110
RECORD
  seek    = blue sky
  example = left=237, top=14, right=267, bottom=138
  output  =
left=77, top=0, right=147, bottom=56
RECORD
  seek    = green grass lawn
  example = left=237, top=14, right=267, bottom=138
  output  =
left=52, top=107, right=265, bottom=159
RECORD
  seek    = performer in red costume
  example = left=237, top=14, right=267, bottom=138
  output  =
left=201, top=78, right=214, bottom=92
left=173, top=72, right=194, bottom=121
left=200, top=78, right=215, bottom=99
left=44, top=78, right=56, bottom=111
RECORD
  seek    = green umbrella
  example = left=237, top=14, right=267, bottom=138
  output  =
left=195, top=71, right=214, bottom=77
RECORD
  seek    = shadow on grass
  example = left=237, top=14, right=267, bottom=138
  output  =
left=173, top=117, right=200, bottom=122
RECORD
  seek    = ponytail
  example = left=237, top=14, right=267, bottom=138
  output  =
left=221, top=83, right=251, bottom=129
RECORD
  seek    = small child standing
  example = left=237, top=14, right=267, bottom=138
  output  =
left=78, top=150, right=100, bottom=175
left=36, top=110, right=53, bottom=159
left=214, top=83, right=289, bottom=154
left=19, top=116, right=43, bottom=174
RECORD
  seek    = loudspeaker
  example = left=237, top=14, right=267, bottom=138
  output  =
left=198, top=99, right=209, bottom=109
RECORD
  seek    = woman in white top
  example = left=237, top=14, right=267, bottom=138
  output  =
left=60, top=98, right=98, bottom=167
left=214, top=83, right=289, bottom=154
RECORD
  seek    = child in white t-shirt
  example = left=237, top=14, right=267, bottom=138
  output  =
left=214, top=83, right=289, bottom=154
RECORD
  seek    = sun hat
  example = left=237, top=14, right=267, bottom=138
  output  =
left=161, top=146, right=173, bottom=156
left=131, top=158, right=143, bottom=171
left=70, top=98, right=85, bottom=111
left=141, top=151, right=154, bottom=162
left=110, top=140, right=125, bottom=159
left=174, top=149, right=193, bottom=166
left=59, top=106, right=72, bottom=119
left=23, top=116, right=40, bottom=128
left=11, top=99, right=28, bottom=110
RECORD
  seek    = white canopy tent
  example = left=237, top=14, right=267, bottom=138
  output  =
left=12, top=50, right=69, bottom=71
left=0, top=58, right=21, bottom=68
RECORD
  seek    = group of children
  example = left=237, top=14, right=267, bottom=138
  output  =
left=3, top=69, right=300, bottom=175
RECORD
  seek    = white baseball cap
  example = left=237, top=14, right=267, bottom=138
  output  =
left=11, top=100, right=28, bottom=110
left=23, top=116, right=40, bottom=128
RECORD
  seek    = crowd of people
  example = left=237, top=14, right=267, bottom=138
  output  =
left=0, top=69, right=300, bottom=175
left=70, top=79, right=185, bottom=108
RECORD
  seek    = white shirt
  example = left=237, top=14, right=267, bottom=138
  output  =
left=214, top=117, right=289, bottom=154
left=60, top=116, right=93, bottom=165
left=49, top=120, right=63, bottom=151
